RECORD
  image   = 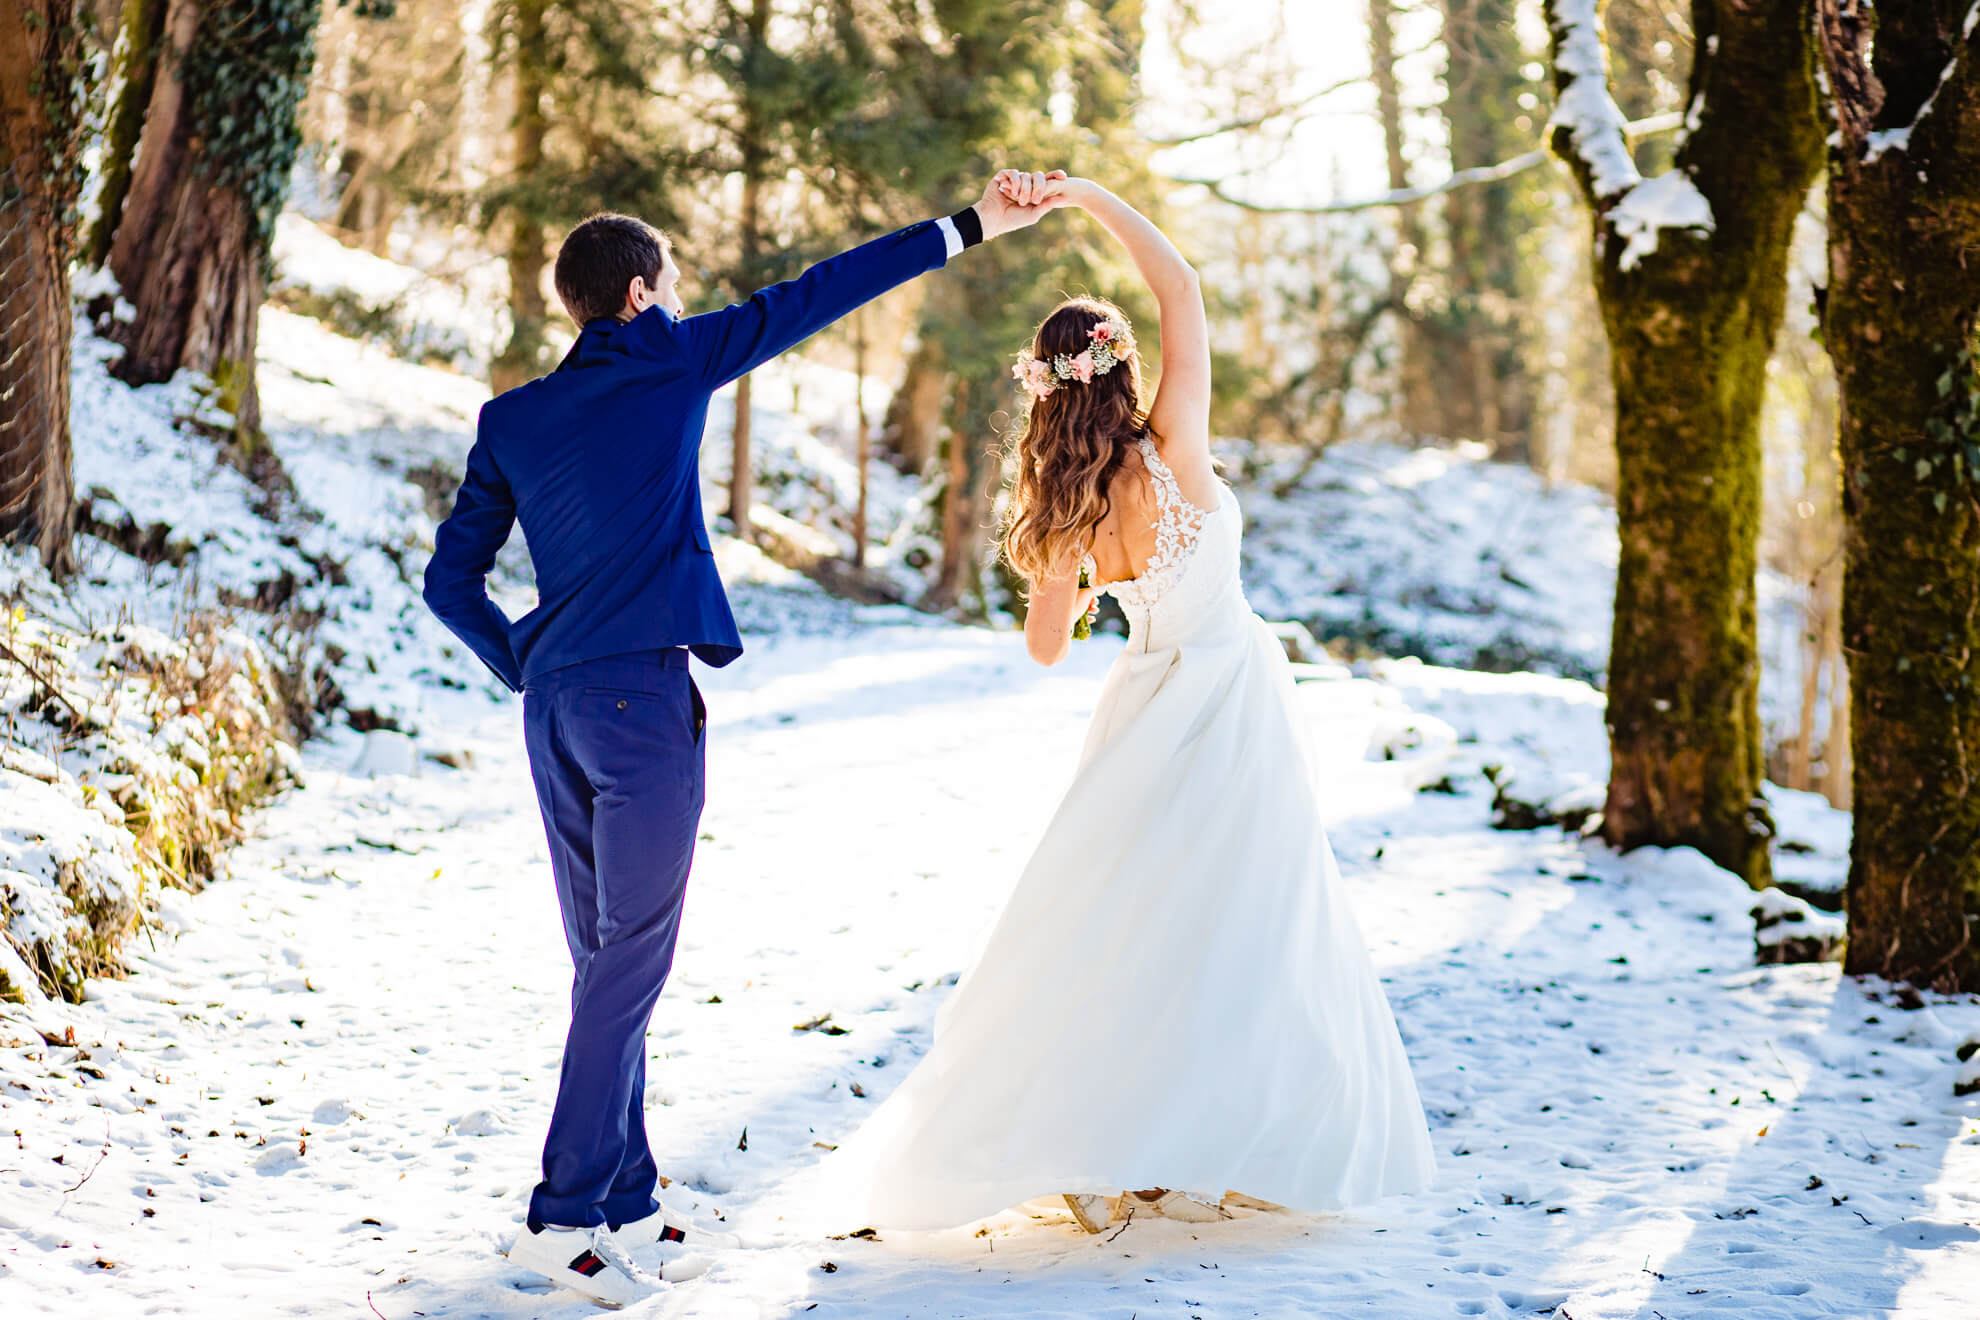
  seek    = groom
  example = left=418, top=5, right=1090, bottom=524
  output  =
left=423, top=170, right=1061, bottom=1303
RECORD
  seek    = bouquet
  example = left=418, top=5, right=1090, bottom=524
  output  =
left=1074, top=562, right=1094, bottom=641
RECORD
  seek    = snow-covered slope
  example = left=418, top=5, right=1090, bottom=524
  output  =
left=1240, top=441, right=1617, bottom=681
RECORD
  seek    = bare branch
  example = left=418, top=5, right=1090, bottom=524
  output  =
left=1145, top=32, right=1447, bottom=148
left=1146, top=74, right=1368, bottom=146
left=1169, top=113, right=1683, bottom=215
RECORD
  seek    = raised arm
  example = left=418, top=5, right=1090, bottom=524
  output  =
left=1034, top=178, right=1215, bottom=500
left=682, top=171, right=1061, bottom=389
left=423, top=433, right=524, bottom=692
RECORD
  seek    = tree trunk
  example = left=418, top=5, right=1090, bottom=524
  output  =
left=725, top=0, right=769, bottom=542
left=727, top=171, right=762, bottom=540
left=1370, top=0, right=1437, bottom=443
left=86, top=0, right=168, bottom=268
left=0, top=0, right=88, bottom=573
left=490, top=0, right=549, bottom=395
left=852, top=309, right=869, bottom=567
left=882, top=335, right=947, bottom=473
left=1821, top=611, right=1850, bottom=809
left=1438, top=0, right=1538, bottom=457
left=105, top=0, right=321, bottom=440
left=1820, top=0, right=1980, bottom=988
left=332, top=80, right=399, bottom=257
left=1546, top=0, right=1824, bottom=886
left=931, top=377, right=981, bottom=610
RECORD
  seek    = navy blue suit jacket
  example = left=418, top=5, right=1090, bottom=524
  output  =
left=423, top=218, right=957, bottom=690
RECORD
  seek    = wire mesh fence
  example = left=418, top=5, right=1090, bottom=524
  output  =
left=0, top=156, right=71, bottom=555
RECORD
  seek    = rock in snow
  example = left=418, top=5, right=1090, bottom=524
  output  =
left=1752, top=886, right=1847, bottom=965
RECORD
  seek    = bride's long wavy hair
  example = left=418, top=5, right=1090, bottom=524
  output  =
left=1000, top=297, right=1152, bottom=584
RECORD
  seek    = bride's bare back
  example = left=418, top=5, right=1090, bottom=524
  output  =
left=1087, top=442, right=1220, bottom=587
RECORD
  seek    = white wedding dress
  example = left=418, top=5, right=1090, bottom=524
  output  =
left=837, top=438, right=1435, bottom=1230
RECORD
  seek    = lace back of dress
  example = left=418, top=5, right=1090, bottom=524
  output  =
left=1108, top=438, right=1209, bottom=611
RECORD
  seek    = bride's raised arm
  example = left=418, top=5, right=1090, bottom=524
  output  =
left=1036, top=177, right=1215, bottom=501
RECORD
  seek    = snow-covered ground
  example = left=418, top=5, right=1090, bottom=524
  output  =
left=7, top=226, right=1977, bottom=1317
left=5, top=633, right=1978, bottom=1319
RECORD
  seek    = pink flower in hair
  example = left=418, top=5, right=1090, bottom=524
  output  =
left=1071, top=350, right=1096, bottom=383
left=1013, top=356, right=1055, bottom=400
left=1091, top=322, right=1114, bottom=344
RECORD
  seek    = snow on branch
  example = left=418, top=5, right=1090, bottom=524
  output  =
left=1609, top=171, right=1715, bottom=271
left=1546, top=0, right=1641, bottom=199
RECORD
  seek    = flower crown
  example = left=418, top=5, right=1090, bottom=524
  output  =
left=1011, top=317, right=1133, bottom=401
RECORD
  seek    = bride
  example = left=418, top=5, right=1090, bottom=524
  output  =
left=836, top=172, right=1435, bottom=1233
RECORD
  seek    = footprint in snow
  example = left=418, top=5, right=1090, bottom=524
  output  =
left=311, top=1098, right=363, bottom=1125
left=450, top=1109, right=510, bottom=1136
left=255, top=1142, right=305, bottom=1174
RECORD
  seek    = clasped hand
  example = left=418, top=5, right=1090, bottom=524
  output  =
left=974, top=168, right=1087, bottom=240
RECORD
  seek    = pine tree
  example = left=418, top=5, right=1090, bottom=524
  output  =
left=1544, top=0, right=1823, bottom=885
left=482, top=0, right=687, bottom=393
left=1819, top=0, right=1980, bottom=989
left=665, top=0, right=875, bottom=541
left=824, top=0, right=1151, bottom=612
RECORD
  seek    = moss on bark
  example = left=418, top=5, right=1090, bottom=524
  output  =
left=1821, top=1, right=1980, bottom=989
left=84, top=0, right=167, bottom=268
left=1546, top=0, right=1823, bottom=886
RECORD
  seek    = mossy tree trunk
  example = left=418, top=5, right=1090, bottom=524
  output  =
left=1545, top=0, right=1824, bottom=886
left=85, top=0, right=167, bottom=268
left=103, top=0, right=321, bottom=441
left=1819, top=0, right=1980, bottom=989
left=490, top=0, right=549, bottom=396
left=0, top=0, right=92, bottom=573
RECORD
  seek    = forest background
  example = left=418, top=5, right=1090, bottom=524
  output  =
left=3, top=0, right=1979, bottom=997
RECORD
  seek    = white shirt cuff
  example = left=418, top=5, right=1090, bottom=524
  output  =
left=934, top=215, right=964, bottom=261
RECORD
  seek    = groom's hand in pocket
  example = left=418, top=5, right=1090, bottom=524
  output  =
left=975, top=168, right=1070, bottom=241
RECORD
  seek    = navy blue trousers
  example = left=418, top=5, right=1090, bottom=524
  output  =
left=521, top=648, right=704, bottom=1228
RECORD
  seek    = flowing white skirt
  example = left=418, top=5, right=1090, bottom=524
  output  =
left=834, top=601, right=1436, bottom=1230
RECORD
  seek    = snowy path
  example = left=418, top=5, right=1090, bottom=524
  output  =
left=5, top=629, right=1979, bottom=1319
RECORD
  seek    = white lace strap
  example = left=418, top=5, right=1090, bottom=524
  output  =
left=1127, top=436, right=1211, bottom=591
left=1138, top=436, right=1183, bottom=514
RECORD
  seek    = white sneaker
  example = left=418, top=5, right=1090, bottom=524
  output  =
left=609, top=1202, right=742, bottom=1251
left=507, top=1222, right=663, bottom=1307
left=1063, top=1193, right=1115, bottom=1234
left=1125, top=1189, right=1228, bottom=1224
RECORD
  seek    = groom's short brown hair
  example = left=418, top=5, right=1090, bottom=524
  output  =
left=554, top=213, right=672, bottom=326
